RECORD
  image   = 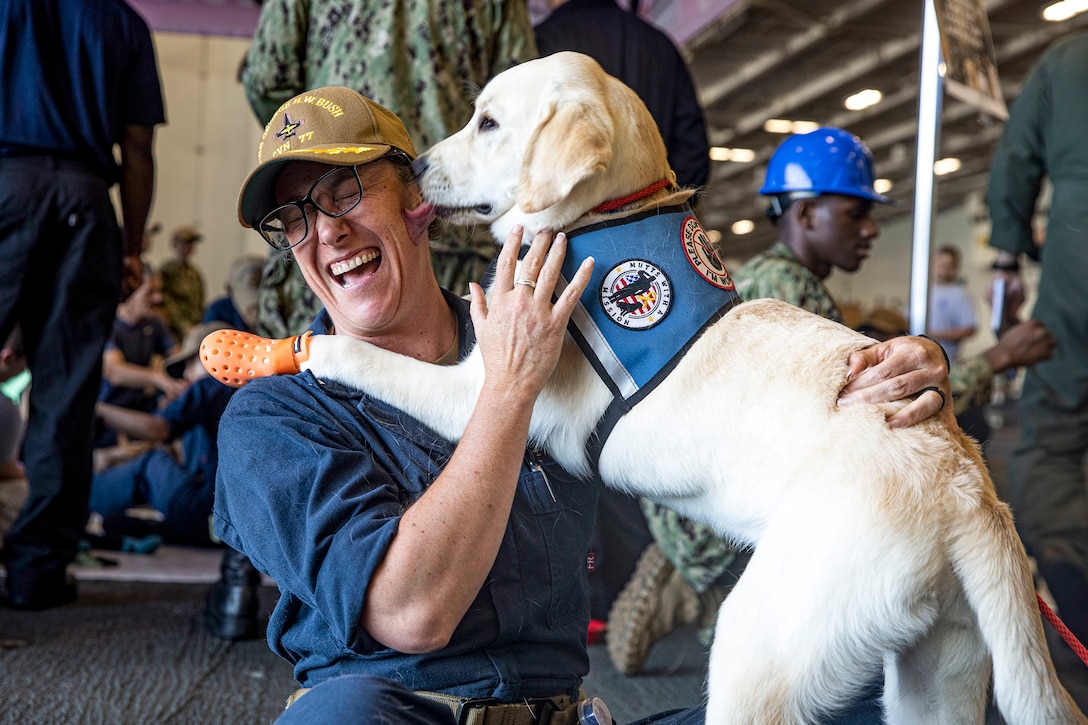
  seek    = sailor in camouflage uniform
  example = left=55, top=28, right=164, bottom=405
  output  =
left=159, top=225, right=206, bottom=343
left=252, top=252, right=320, bottom=340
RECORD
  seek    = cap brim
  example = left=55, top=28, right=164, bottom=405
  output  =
left=759, top=188, right=894, bottom=205
left=237, top=143, right=393, bottom=228
left=862, top=189, right=894, bottom=205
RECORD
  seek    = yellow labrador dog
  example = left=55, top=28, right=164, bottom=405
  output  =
left=209, top=53, right=1085, bottom=724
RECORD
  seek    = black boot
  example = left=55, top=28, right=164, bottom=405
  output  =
left=203, top=547, right=261, bottom=640
left=4, top=568, right=78, bottom=611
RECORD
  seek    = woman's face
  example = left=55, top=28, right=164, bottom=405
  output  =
left=272, top=160, right=433, bottom=341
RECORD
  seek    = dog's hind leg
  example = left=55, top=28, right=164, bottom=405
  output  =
left=882, top=580, right=990, bottom=725
left=704, top=521, right=895, bottom=724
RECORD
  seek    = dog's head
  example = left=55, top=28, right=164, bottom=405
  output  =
left=413, top=52, right=676, bottom=243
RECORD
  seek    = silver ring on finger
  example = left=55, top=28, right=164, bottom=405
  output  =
left=514, top=278, right=537, bottom=289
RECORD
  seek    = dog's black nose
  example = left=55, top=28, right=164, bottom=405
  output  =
left=411, top=155, right=429, bottom=179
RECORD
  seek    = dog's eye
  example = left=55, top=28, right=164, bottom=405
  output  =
left=478, top=115, right=498, bottom=132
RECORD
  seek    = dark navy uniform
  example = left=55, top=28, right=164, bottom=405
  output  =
left=535, top=0, right=710, bottom=192
left=0, top=0, right=165, bottom=605
left=99, top=314, right=177, bottom=413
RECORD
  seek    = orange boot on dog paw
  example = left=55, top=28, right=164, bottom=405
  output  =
left=200, top=329, right=313, bottom=388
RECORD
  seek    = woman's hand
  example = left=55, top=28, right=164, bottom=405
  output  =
left=468, top=226, right=594, bottom=404
left=838, top=335, right=954, bottom=429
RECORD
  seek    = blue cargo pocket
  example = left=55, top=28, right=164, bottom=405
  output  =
left=515, top=449, right=598, bottom=628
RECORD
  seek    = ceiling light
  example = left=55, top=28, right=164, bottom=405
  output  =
left=933, top=157, right=962, bottom=175
left=1042, top=0, right=1088, bottom=21
left=706, top=229, right=722, bottom=244
left=873, top=178, right=893, bottom=194
left=763, top=119, right=794, bottom=134
left=764, top=119, right=821, bottom=134
left=844, top=89, right=883, bottom=111
left=731, top=219, right=755, bottom=235
left=709, top=147, right=756, bottom=163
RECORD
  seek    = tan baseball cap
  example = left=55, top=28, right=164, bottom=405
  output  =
left=237, top=86, right=417, bottom=228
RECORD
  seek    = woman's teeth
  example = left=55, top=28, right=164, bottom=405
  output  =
left=330, top=251, right=379, bottom=277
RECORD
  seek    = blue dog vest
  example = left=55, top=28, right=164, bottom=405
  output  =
left=556, top=206, right=742, bottom=471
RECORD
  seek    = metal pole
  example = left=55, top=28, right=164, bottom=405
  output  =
left=910, top=0, right=943, bottom=335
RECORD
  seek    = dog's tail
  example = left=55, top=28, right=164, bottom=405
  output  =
left=950, top=442, right=1087, bottom=724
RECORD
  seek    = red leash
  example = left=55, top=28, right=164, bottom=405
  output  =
left=1038, top=593, right=1088, bottom=667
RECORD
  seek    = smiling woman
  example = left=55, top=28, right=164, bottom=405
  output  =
left=232, top=87, right=465, bottom=356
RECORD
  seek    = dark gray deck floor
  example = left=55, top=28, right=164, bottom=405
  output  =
left=0, top=569, right=707, bottom=725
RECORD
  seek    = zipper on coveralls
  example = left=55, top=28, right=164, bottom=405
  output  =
left=528, top=448, right=557, bottom=503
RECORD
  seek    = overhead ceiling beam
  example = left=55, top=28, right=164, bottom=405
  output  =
left=704, top=0, right=1055, bottom=147
left=709, top=95, right=1008, bottom=186
left=694, top=0, right=1088, bottom=253
left=699, top=0, right=895, bottom=108
left=706, top=16, right=1088, bottom=184
left=709, top=31, right=922, bottom=145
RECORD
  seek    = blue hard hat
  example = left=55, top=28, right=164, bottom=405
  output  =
left=759, top=127, right=891, bottom=204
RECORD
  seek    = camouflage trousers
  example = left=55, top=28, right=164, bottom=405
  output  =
left=640, top=498, right=742, bottom=594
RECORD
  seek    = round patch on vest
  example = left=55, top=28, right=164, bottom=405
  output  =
left=681, top=216, right=735, bottom=291
left=600, top=259, right=672, bottom=330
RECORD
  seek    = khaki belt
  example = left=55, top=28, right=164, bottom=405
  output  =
left=417, top=690, right=584, bottom=725
left=286, top=687, right=591, bottom=725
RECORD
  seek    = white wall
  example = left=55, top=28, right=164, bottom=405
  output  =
left=141, top=32, right=269, bottom=301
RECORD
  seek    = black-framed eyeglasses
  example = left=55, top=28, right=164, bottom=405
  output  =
left=257, top=165, right=363, bottom=251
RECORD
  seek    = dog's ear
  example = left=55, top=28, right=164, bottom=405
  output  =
left=518, top=98, right=614, bottom=214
